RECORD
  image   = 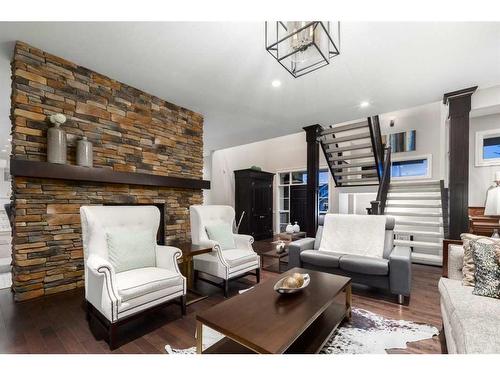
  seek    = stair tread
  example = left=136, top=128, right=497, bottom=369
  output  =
left=386, top=203, right=442, bottom=208
left=385, top=210, right=442, bottom=217
left=327, top=142, right=372, bottom=153
left=394, top=229, right=443, bottom=237
left=333, top=161, right=376, bottom=169
left=339, top=177, right=378, bottom=183
left=321, top=132, right=371, bottom=145
left=386, top=195, right=441, bottom=200
left=336, top=169, right=378, bottom=177
left=321, top=121, right=368, bottom=135
left=388, top=188, right=441, bottom=193
left=328, top=152, right=374, bottom=162
left=411, top=252, right=443, bottom=266
left=394, top=239, right=442, bottom=249
left=395, top=220, right=443, bottom=227
left=390, top=180, right=441, bottom=186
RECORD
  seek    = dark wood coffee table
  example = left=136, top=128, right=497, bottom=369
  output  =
left=195, top=267, right=352, bottom=354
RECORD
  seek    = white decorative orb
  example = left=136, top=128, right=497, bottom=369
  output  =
left=50, top=113, right=67, bottom=125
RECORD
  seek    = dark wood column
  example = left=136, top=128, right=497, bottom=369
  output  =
left=443, top=86, right=477, bottom=239
left=303, top=124, right=322, bottom=237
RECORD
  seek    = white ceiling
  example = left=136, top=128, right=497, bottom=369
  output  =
left=0, top=22, right=499, bottom=156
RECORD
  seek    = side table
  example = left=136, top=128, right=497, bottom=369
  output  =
left=175, top=242, right=213, bottom=306
left=278, top=231, right=307, bottom=242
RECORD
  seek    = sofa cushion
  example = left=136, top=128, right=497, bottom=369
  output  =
left=339, top=255, right=389, bottom=275
left=222, top=249, right=259, bottom=268
left=471, top=240, right=500, bottom=299
left=438, top=277, right=500, bottom=353
left=116, top=267, right=183, bottom=301
left=301, top=250, right=342, bottom=268
left=106, top=228, right=156, bottom=273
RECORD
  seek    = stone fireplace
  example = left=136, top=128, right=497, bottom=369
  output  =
left=9, top=41, right=208, bottom=301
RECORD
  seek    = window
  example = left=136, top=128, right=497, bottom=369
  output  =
left=476, top=129, right=500, bottom=166
left=318, top=171, right=329, bottom=213
left=391, top=155, right=431, bottom=179
left=277, top=169, right=329, bottom=233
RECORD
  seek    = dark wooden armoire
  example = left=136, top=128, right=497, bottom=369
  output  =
left=234, top=169, right=274, bottom=240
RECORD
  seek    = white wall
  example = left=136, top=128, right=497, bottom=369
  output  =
left=469, top=112, right=500, bottom=206
left=379, top=101, right=443, bottom=180
left=0, top=159, right=10, bottom=201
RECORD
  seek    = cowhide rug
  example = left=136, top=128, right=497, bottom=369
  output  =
left=165, top=307, right=438, bottom=354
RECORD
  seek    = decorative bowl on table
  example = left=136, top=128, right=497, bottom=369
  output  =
left=273, top=273, right=310, bottom=294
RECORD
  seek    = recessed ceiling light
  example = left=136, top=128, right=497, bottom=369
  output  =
left=360, top=101, right=370, bottom=108
left=271, top=80, right=281, bottom=88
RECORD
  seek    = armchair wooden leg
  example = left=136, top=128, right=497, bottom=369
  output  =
left=256, top=268, right=260, bottom=283
left=180, top=295, right=187, bottom=316
left=85, top=301, right=91, bottom=322
left=108, top=322, right=118, bottom=350
left=223, top=279, right=229, bottom=298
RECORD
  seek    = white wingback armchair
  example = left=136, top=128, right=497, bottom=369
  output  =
left=190, top=205, right=260, bottom=297
left=80, top=205, right=186, bottom=349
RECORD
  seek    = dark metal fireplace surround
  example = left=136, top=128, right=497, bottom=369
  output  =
left=103, top=203, right=165, bottom=245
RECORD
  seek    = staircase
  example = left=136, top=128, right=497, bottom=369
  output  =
left=384, top=180, right=448, bottom=266
left=318, top=116, right=384, bottom=187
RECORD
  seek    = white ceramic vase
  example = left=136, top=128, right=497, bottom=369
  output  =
left=285, top=223, right=294, bottom=234
left=293, top=222, right=300, bottom=233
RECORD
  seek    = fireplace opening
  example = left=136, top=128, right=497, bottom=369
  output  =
left=103, top=203, right=165, bottom=245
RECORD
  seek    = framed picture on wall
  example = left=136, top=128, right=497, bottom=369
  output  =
left=475, top=129, right=500, bottom=166
left=381, top=130, right=416, bottom=153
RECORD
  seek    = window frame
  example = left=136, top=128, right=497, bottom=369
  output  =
left=390, top=154, right=432, bottom=180
left=275, top=167, right=330, bottom=233
left=475, top=129, right=500, bottom=167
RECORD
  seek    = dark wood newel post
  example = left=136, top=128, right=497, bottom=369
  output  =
left=303, top=124, right=322, bottom=237
left=443, top=86, right=477, bottom=239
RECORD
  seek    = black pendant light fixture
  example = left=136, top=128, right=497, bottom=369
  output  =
left=265, top=21, right=340, bottom=78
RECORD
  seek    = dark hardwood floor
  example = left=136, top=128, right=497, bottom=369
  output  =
left=0, top=240, right=444, bottom=354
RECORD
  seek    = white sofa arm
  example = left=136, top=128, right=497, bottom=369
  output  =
left=233, top=233, right=254, bottom=251
left=86, top=254, right=121, bottom=322
left=156, top=245, right=183, bottom=274
left=197, top=239, right=230, bottom=267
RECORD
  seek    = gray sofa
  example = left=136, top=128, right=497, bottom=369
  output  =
left=440, top=242, right=500, bottom=354
left=288, top=215, right=412, bottom=304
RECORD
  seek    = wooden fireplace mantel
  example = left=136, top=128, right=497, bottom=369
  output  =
left=10, top=159, right=210, bottom=190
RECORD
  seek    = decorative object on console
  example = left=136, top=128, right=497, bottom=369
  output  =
left=265, top=21, right=340, bottom=78
left=381, top=129, right=416, bottom=153
left=275, top=240, right=286, bottom=254
left=47, top=113, right=67, bottom=164
left=484, top=171, right=500, bottom=238
left=286, top=222, right=294, bottom=233
left=76, top=136, right=93, bottom=167
left=292, top=221, right=300, bottom=233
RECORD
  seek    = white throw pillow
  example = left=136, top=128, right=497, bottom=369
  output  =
left=106, top=228, right=156, bottom=273
left=205, top=223, right=235, bottom=250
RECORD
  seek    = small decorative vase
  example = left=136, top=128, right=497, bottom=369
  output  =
left=275, top=241, right=286, bottom=254
left=285, top=223, right=294, bottom=234
left=47, top=114, right=67, bottom=164
left=76, top=136, right=93, bottom=167
left=292, top=222, right=300, bottom=233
